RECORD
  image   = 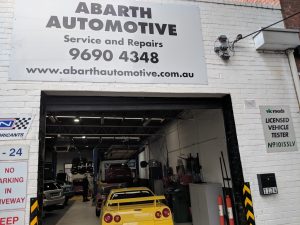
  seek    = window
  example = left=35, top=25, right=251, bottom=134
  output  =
left=109, top=190, right=154, bottom=206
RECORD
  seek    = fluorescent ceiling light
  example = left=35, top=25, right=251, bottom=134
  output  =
left=56, top=116, right=76, bottom=118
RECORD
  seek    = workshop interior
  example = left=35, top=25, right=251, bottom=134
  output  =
left=38, top=95, right=244, bottom=225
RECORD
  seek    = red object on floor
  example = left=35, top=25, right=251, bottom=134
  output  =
left=226, top=195, right=235, bottom=225
left=218, top=195, right=225, bottom=225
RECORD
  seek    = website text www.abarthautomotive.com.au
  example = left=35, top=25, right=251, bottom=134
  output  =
left=25, top=66, right=194, bottom=79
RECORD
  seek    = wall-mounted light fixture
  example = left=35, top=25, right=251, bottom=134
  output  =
left=214, top=34, right=242, bottom=60
left=214, top=35, right=232, bottom=60
left=213, top=11, right=300, bottom=61
left=74, top=117, right=80, bottom=123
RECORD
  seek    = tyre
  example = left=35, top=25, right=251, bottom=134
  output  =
left=96, top=208, right=100, bottom=217
left=64, top=197, right=69, bottom=206
left=58, top=204, right=65, bottom=209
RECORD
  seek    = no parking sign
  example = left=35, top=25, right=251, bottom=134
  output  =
left=0, top=211, right=25, bottom=225
left=0, top=162, right=28, bottom=210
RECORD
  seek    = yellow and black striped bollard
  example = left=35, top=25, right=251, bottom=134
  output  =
left=243, top=182, right=255, bottom=225
left=30, top=198, right=39, bottom=225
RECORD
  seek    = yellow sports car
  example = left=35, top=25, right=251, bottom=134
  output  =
left=100, top=187, right=174, bottom=225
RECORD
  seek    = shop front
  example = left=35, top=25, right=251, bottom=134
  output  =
left=0, top=1, right=299, bottom=225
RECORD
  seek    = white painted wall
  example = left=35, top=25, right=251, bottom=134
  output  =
left=147, top=109, right=230, bottom=185
left=1, top=0, right=300, bottom=225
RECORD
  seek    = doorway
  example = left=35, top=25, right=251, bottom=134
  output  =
left=37, top=93, right=245, bottom=225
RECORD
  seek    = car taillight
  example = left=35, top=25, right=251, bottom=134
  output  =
left=155, top=211, right=162, bottom=218
left=104, top=213, right=113, bottom=223
left=114, top=215, right=121, bottom=223
left=162, top=208, right=170, bottom=217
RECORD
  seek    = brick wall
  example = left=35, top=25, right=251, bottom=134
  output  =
left=280, top=0, right=300, bottom=71
left=1, top=1, right=300, bottom=225
left=280, top=0, right=300, bottom=29
left=231, top=0, right=280, bottom=7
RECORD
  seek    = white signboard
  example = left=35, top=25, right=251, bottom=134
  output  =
left=0, top=146, right=29, bottom=161
left=260, top=106, right=298, bottom=152
left=0, top=211, right=25, bottom=225
left=0, top=117, right=33, bottom=141
left=10, top=0, right=207, bottom=84
left=0, top=162, right=28, bottom=210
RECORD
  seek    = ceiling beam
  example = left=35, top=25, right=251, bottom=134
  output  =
left=47, top=124, right=161, bottom=128
left=46, top=133, right=163, bottom=136
left=45, top=96, right=223, bottom=112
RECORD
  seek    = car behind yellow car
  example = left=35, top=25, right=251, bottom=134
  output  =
left=100, top=187, right=173, bottom=225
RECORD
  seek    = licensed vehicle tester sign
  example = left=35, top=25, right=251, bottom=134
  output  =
left=260, top=106, right=298, bottom=152
left=0, top=162, right=28, bottom=210
left=9, top=0, right=207, bottom=84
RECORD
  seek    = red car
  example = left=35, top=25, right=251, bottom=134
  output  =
left=105, top=164, right=132, bottom=183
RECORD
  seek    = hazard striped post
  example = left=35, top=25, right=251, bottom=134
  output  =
left=218, top=195, right=225, bottom=225
left=30, top=198, right=39, bottom=225
left=225, top=195, right=235, bottom=225
left=243, top=182, right=255, bottom=225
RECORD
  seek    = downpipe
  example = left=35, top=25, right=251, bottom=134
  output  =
left=286, top=49, right=300, bottom=111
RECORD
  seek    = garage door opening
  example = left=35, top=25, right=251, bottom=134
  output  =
left=37, top=94, right=245, bottom=225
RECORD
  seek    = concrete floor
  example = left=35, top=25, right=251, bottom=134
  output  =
left=43, top=195, right=192, bottom=225
left=44, top=196, right=98, bottom=225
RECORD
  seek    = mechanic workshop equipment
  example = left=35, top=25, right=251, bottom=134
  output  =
left=226, top=195, right=235, bottom=225
left=218, top=195, right=225, bottom=225
left=179, top=153, right=203, bottom=183
left=171, top=186, right=192, bottom=223
left=219, top=151, right=237, bottom=225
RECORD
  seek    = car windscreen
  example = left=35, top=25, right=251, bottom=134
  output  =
left=44, top=182, right=59, bottom=191
left=109, top=164, right=120, bottom=168
left=111, top=190, right=153, bottom=199
left=109, top=164, right=129, bottom=169
left=102, top=186, right=117, bottom=195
